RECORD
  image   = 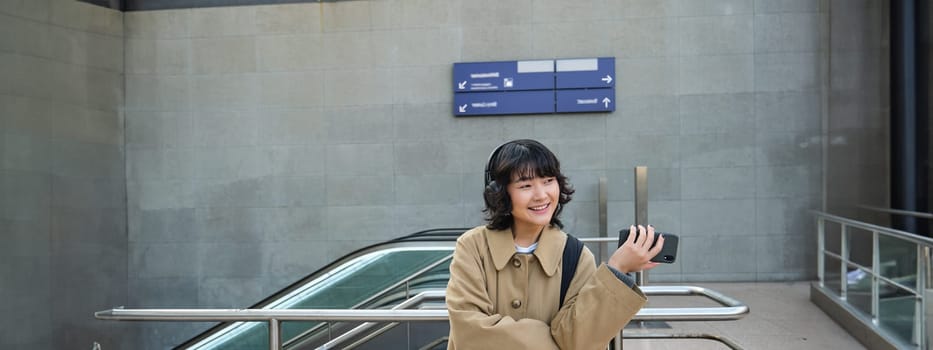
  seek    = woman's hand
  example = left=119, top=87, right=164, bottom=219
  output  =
left=608, top=225, right=665, bottom=273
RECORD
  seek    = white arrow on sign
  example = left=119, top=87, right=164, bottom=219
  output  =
left=602, top=97, right=611, bottom=108
left=459, top=104, right=467, bottom=113
left=601, top=75, right=612, bottom=84
left=458, top=81, right=467, bottom=89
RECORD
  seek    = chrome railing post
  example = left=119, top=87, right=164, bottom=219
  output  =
left=818, top=217, right=825, bottom=287
left=913, top=244, right=930, bottom=349
left=917, top=245, right=928, bottom=349
left=269, top=318, right=281, bottom=350
left=634, top=166, right=648, bottom=287
left=871, top=231, right=879, bottom=322
left=841, top=224, right=849, bottom=299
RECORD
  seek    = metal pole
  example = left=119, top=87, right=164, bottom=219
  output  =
left=634, top=166, right=648, bottom=286
left=915, top=244, right=926, bottom=348
left=872, top=232, right=880, bottom=321
left=917, top=245, right=931, bottom=350
left=841, top=225, right=849, bottom=299
left=269, top=318, right=281, bottom=350
left=629, top=166, right=649, bottom=346
left=818, top=217, right=825, bottom=287
left=599, top=177, right=608, bottom=263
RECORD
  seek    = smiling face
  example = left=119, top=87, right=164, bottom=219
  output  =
left=482, top=139, right=574, bottom=232
left=506, top=172, right=560, bottom=237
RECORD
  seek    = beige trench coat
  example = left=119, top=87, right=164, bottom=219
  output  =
left=446, top=225, right=647, bottom=350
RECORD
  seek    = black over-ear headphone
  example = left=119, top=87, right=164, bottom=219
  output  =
left=484, top=141, right=510, bottom=194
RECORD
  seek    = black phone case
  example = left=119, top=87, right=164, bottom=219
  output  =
left=618, top=228, right=679, bottom=263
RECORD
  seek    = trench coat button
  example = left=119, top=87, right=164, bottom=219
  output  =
left=511, top=299, right=522, bottom=309
left=511, top=258, right=521, bottom=268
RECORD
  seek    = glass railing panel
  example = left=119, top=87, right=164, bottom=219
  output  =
left=845, top=263, right=872, bottom=316
left=878, top=280, right=917, bottom=346
left=190, top=248, right=452, bottom=350
left=879, top=235, right=918, bottom=291
left=194, top=322, right=268, bottom=350
left=847, top=227, right=873, bottom=269
left=825, top=221, right=842, bottom=255
left=824, top=255, right=842, bottom=296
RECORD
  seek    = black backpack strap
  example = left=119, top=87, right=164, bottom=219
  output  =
left=559, top=234, right=584, bottom=309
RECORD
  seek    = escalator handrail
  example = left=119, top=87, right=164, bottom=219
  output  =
left=176, top=228, right=468, bottom=349
left=279, top=253, right=453, bottom=349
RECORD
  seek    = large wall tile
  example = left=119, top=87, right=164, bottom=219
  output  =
left=327, top=143, right=394, bottom=176
left=125, top=9, right=189, bottom=39
left=755, top=91, right=821, bottom=132
left=754, top=52, right=820, bottom=92
left=461, top=25, right=533, bottom=62
left=754, top=0, right=820, bottom=13
left=326, top=175, right=395, bottom=206
left=255, top=34, right=324, bottom=72
left=754, top=13, right=821, bottom=53
left=680, top=93, right=755, bottom=134
left=188, top=6, right=255, bottom=37
left=191, top=37, right=255, bottom=74
left=678, top=15, right=754, bottom=55
left=255, top=4, right=321, bottom=34
left=679, top=54, right=754, bottom=94
left=608, top=95, right=679, bottom=135
left=672, top=0, right=753, bottom=16
left=325, top=106, right=394, bottom=142
left=611, top=18, right=678, bottom=59
left=682, top=166, right=756, bottom=199
left=396, top=174, right=462, bottom=205
left=324, top=68, right=394, bottom=106
left=679, top=132, right=756, bottom=168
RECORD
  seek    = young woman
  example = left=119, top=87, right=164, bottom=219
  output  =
left=446, top=139, right=665, bottom=349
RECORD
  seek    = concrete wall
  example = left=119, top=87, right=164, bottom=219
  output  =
left=824, top=0, right=889, bottom=223
left=0, top=0, right=127, bottom=349
left=121, top=1, right=826, bottom=347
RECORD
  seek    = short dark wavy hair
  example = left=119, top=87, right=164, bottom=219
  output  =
left=483, top=139, right=574, bottom=230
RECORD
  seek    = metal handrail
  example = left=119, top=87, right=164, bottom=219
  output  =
left=815, top=211, right=933, bottom=246
left=96, top=285, right=749, bottom=350
left=858, top=205, right=933, bottom=219
left=813, top=210, right=931, bottom=350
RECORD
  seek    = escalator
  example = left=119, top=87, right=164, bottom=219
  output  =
left=176, top=228, right=467, bottom=350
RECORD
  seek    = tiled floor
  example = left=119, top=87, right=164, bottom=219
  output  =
left=621, top=281, right=866, bottom=350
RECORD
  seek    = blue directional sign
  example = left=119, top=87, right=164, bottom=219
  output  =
left=453, top=57, right=615, bottom=116
left=454, top=90, right=554, bottom=116
left=453, top=60, right=554, bottom=92
left=555, top=57, right=615, bottom=89
left=556, top=89, right=615, bottom=113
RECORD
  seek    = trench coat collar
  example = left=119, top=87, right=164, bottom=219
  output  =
left=487, top=225, right=564, bottom=277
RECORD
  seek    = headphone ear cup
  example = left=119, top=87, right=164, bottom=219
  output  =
left=483, top=180, right=501, bottom=206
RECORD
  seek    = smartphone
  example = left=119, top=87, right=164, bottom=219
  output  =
left=618, top=227, right=679, bottom=264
